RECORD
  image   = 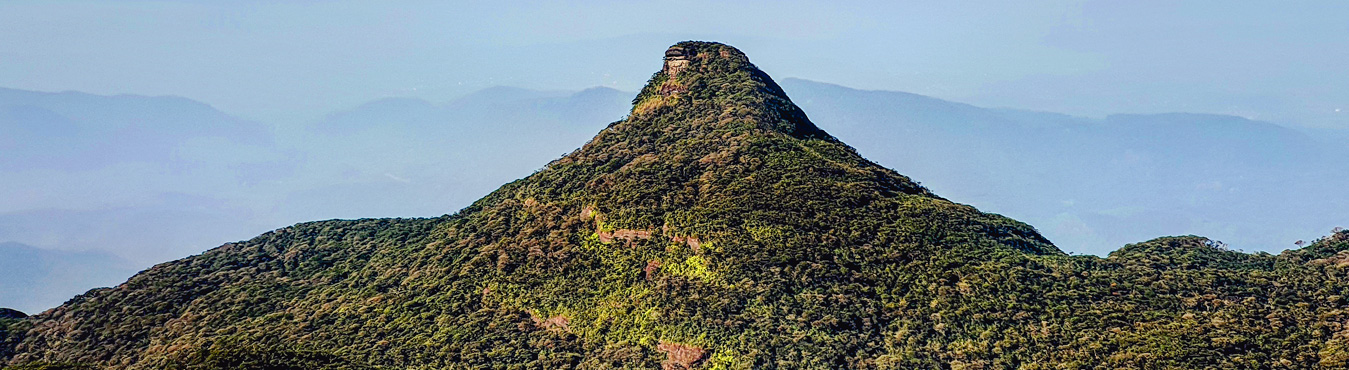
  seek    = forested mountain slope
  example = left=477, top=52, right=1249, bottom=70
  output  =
left=3, top=42, right=1347, bottom=370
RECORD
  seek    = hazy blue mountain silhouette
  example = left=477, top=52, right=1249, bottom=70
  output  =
left=0, top=88, right=291, bottom=313
left=289, top=86, right=631, bottom=219
left=0, top=88, right=269, bottom=171
left=779, top=78, right=1347, bottom=254
left=0, top=242, right=137, bottom=314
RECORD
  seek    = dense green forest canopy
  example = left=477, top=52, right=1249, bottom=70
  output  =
left=3, top=41, right=1347, bottom=369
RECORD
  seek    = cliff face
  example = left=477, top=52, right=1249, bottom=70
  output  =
left=4, top=42, right=1349, bottom=370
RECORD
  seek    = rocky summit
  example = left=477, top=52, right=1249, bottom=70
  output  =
left=3, top=41, right=1349, bottom=370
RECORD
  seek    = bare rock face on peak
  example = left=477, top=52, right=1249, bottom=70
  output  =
left=662, top=45, right=691, bottom=77
left=4, top=42, right=1348, bottom=370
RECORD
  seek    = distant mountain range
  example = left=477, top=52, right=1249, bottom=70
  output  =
left=0, top=242, right=136, bottom=314
left=0, top=87, right=288, bottom=287
left=1, top=72, right=1345, bottom=314
left=285, top=86, right=631, bottom=220
left=778, top=78, right=1349, bottom=254
left=0, top=87, right=269, bottom=171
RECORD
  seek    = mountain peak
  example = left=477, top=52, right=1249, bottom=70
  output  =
left=537, top=41, right=1055, bottom=255
left=3, top=41, right=1068, bottom=369
left=621, top=41, right=831, bottom=141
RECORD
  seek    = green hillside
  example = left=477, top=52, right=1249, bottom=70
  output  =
left=4, top=41, right=1348, bottom=369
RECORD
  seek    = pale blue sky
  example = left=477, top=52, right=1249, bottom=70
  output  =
left=1, top=1, right=1345, bottom=128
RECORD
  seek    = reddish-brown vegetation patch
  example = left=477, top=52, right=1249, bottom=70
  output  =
left=599, top=229, right=653, bottom=243
left=661, top=225, right=703, bottom=252
left=657, top=341, right=706, bottom=370
left=529, top=313, right=571, bottom=332
left=644, top=260, right=662, bottom=280
left=587, top=207, right=653, bottom=243
left=669, top=236, right=702, bottom=252
left=658, top=81, right=687, bottom=96
left=1310, top=251, right=1349, bottom=268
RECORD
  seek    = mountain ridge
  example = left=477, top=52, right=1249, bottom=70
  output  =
left=4, top=41, right=1349, bottom=369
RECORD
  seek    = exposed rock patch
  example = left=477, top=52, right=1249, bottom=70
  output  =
left=663, top=46, right=690, bottom=77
